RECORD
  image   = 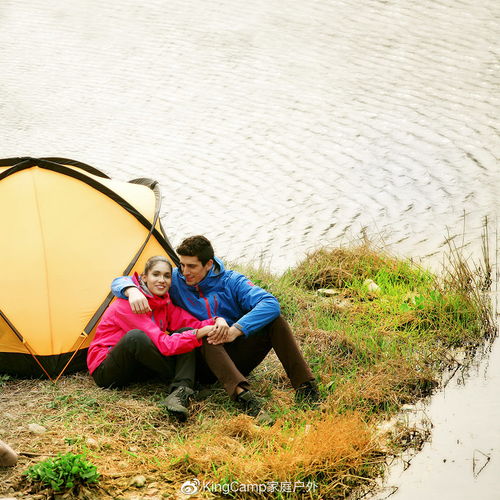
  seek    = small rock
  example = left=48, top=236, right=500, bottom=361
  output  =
left=28, top=423, right=47, bottom=435
left=86, top=437, right=99, bottom=448
left=130, top=475, right=147, bottom=487
left=128, top=445, right=139, bottom=453
left=401, top=404, right=415, bottom=411
left=317, top=288, right=341, bottom=297
left=363, top=279, right=381, bottom=293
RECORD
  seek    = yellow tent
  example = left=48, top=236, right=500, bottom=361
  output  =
left=0, top=157, right=179, bottom=380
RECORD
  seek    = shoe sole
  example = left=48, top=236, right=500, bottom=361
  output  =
left=159, top=402, right=189, bottom=421
left=168, top=410, right=188, bottom=422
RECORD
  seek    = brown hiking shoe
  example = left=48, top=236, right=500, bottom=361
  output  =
left=236, top=390, right=263, bottom=417
left=236, top=390, right=274, bottom=425
left=295, top=380, right=320, bottom=404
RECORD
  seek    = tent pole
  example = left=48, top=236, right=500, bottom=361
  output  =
left=23, top=342, right=54, bottom=381
left=54, top=333, right=89, bottom=382
left=0, top=308, right=54, bottom=381
left=71, top=178, right=164, bottom=361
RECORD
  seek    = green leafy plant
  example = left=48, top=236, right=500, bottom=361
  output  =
left=24, top=452, right=99, bottom=492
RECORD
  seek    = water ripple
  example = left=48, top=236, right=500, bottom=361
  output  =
left=0, top=0, right=497, bottom=273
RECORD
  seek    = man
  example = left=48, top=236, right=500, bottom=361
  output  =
left=112, top=235, right=319, bottom=418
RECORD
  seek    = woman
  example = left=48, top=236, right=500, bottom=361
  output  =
left=87, top=255, right=220, bottom=420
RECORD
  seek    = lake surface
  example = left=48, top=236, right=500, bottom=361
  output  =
left=1, top=0, right=499, bottom=498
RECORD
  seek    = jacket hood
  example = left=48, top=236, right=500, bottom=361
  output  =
left=177, top=256, right=226, bottom=291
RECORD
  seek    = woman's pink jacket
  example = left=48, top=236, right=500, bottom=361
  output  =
left=87, top=273, right=214, bottom=374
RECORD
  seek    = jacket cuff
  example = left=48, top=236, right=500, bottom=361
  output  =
left=233, top=322, right=245, bottom=335
left=123, top=285, right=138, bottom=296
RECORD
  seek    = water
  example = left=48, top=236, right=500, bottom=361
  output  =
left=372, top=335, right=500, bottom=500
left=1, top=1, right=499, bottom=498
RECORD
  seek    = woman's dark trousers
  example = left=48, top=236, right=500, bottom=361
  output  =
left=92, top=329, right=195, bottom=392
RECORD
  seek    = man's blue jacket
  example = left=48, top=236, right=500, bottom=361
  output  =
left=111, top=257, right=281, bottom=336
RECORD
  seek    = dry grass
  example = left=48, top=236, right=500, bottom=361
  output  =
left=0, top=374, right=382, bottom=499
left=0, top=235, right=495, bottom=499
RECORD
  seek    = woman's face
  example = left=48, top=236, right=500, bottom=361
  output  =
left=142, top=262, right=172, bottom=296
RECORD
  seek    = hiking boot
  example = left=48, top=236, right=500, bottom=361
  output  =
left=235, top=390, right=263, bottom=417
left=295, top=380, right=320, bottom=404
left=160, top=386, right=194, bottom=421
left=235, top=390, right=274, bottom=425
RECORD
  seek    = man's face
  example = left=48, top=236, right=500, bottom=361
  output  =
left=179, top=255, right=213, bottom=286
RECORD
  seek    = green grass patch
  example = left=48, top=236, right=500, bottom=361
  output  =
left=1, top=240, right=495, bottom=499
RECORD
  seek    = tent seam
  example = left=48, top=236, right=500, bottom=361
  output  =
left=30, top=168, right=54, bottom=356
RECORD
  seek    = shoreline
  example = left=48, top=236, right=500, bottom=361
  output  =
left=368, top=291, right=500, bottom=499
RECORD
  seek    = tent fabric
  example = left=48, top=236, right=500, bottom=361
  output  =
left=0, top=157, right=179, bottom=379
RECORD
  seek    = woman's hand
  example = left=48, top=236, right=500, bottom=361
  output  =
left=125, top=287, right=151, bottom=314
left=196, top=325, right=215, bottom=339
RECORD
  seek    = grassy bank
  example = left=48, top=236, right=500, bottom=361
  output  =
left=0, top=242, right=495, bottom=499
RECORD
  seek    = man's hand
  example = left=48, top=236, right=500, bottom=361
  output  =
left=207, top=325, right=243, bottom=345
left=125, top=287, right=151, bottom=314
left=196, top=325, right=215, bottom=339
left=226, top=326, right=244, bottom=342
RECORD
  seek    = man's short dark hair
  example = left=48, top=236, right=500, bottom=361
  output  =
left=176, top=235, right=215, bottom=266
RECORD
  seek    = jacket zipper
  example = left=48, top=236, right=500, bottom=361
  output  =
left=195, top=286, right=213, bottom=318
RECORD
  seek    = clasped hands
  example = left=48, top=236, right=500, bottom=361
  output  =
left=196, top=317, right=242, bottom=344
left=126, top=287, right=241, bottom=344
